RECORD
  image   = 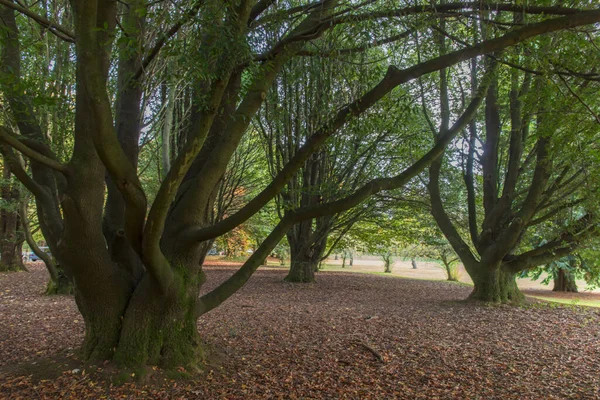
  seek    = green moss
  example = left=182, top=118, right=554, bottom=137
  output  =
left=469, top=268, right=523, bottom=304
left=45, top=278, right=73, bottom=295
left=0, top=262, right=26, bottom=272
left=114, top=291, right=204, bottom=371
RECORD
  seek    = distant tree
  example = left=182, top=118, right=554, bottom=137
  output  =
left=382, top=251, right=394, bottom=273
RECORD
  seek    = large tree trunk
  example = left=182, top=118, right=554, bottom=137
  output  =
left=285, top=224, right=327, bottom=282
left=113, top=273, right=203, bottom=369
left=468, top=264, right=523, bottom=303
left=0, top=225, right=24, bottom=271
left=286, top=246, right=318, bottom=283
left=553, top=269, right=578, bottom=292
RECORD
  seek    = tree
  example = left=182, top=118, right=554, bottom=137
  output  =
left=522, top=239, right=600, bottom=293
left=426, top=13, right=600, bottom=303
left=0, top=0, right=598, bottom=371
left=257, top=54, right=402, bottom=282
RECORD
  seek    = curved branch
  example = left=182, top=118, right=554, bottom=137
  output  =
left=0, top=0, right=75, bottom=42
left=249, top=0, right=277, bottom=24
left=296, top=29, right=415, bottom=58
left=0, top=145, right=48, bottom=200
left=73, top=3, right=148, bottom=256
left=133, top=0, right=205, bottom=81
left=331, top=3, right=588, bottom=26
left=505, top=221, right=597, bottom=273
left=142, top=76, right=230, bottom=287
left=20, top=199, right=58, bottom=282
left=528, top=198, right=587, bottom=227
left=198, top=217, right=294, bottom=315
left=0, top=126, right=68, bottom=174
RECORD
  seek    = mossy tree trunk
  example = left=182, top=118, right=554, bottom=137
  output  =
left=285, top=217, right=329, bottom=282
left=468, top=263, right=523, bottom=303
left=285, top=237, right=322, bottom=282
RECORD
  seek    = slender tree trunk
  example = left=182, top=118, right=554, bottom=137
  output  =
left=383, top=254, right=392, bottom=273
left=0, top=164, right=25, bottom=272
left=411, top=258, right=417, bottom=269
left=21, top=201, right=72, bottom=294
left=161, top=77, right=175, bottom=180
left=553, top=269, right=578, bottom=292
left=469, top=264, right=523, bottom=303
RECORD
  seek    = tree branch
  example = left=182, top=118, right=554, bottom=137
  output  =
left=73, top=2, right=148, bottom=256
left=528, top=198, right=587, bottom=227
left=198, top=217, right=294, bottom=315
left=133, top=0, right=205, bottom=81
left=20, top=199, right=58, bottom=282
left=0, top=126, right=68, bottom=174
left=183, top=9, right=600, bottom=244
left=505, top=217, right=597, bottom=272
left=0, top=0, right=75, bottom=43
left=297, top=29, right=414, bottom=57
left=248, top=0, right=277, bottom=23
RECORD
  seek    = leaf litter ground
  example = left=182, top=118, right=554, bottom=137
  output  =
left=1, top=263, right=600, bottom=399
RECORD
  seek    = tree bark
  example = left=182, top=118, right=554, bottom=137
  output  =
left=284, top=217, right=329, bottom=282
left=285, top=240, right=319, bottom=282
left=553, top=269, right=578, bottom=292
left=469, top=264, right=523, bottom=303
left=113, top=273, right=202, bottom=369
left=0, top=162, right=25, bottom=272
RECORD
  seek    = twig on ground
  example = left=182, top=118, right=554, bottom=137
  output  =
left=354, top=340, right=385, bottom=363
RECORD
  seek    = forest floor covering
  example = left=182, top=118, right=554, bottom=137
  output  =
left=1, top=262, right=600, bottom=399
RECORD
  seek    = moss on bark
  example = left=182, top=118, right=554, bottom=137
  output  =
left=45, top=268, right=73, bottom=295
left=284, top=260, right=316, bottom=283
left=0, top=261, right=26, bottom=272
left=112, top=274, right=204, bottom=370
left=469, top=265, right=523, bottom=304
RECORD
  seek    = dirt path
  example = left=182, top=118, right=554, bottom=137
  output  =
left=1, top=264, right=600, bottom=399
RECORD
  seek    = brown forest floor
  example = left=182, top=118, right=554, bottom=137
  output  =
left=1, top=263, right=600, bottom=399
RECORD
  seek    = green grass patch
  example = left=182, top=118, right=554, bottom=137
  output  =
left=317, top=264, right=474, bottom=286
left=525, top=295, right=600, bottom=308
